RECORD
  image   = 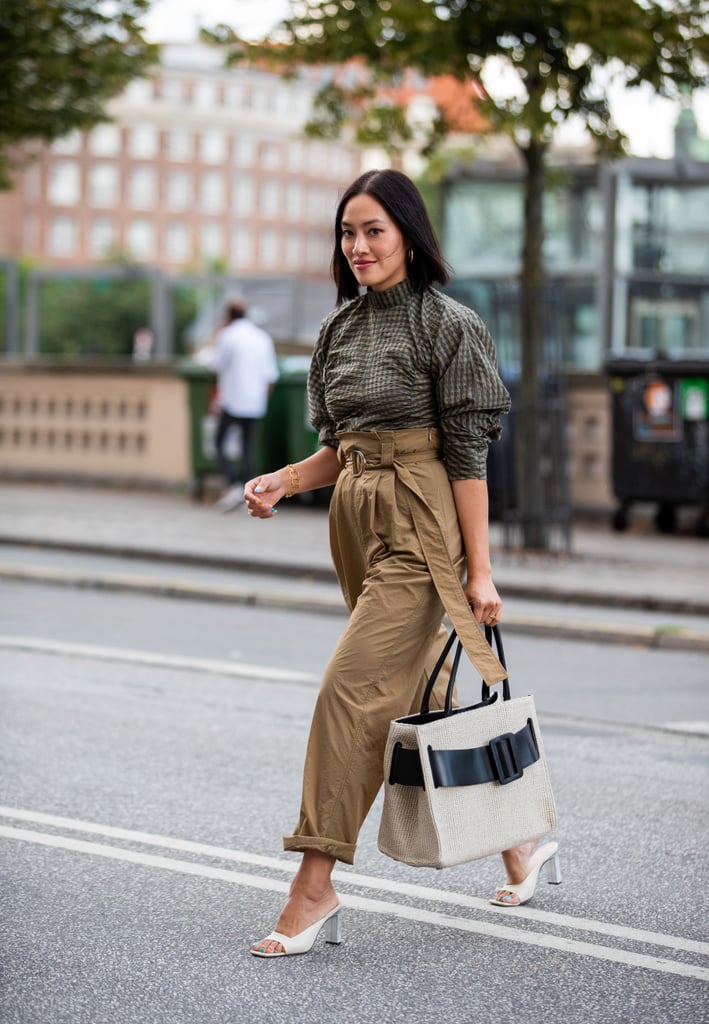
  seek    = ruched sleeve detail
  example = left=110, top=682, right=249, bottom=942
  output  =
left=307, top=313, right=340, bottom=449
left=427, top=299, right=511, bottom=480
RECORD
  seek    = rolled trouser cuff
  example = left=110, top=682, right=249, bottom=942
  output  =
left=283, top=833, right=356, bottom=865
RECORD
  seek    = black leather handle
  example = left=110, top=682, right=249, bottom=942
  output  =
left=419, top=624, right=510, bottom=718
left=482, top=625, right=509, bottom=702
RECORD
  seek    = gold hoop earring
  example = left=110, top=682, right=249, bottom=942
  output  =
left=407, top=249, right=414, bottom=263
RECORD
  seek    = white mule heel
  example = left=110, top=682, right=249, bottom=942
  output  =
left=250, top=905, right=343, bottom=958
left=489, top=841, right=561, bottom=907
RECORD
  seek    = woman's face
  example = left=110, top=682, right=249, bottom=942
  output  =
left=340, top=193, right=408, bottom=292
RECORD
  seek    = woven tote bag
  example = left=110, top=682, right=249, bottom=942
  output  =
left=378, top=626, right=557, bottom=869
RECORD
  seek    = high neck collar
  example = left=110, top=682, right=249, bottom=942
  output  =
left=366, top=277, right=414, bottom=309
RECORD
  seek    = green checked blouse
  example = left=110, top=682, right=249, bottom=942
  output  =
left=307, top=277, right=511, bottom=480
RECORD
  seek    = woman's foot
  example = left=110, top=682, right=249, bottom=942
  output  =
left=250, top=850, right=338, bottom=956
left=250, top=904, right=342, bottom=958
left=491, top=841, right=561, bottom=907
left=251, top=888, right=340, bottom=955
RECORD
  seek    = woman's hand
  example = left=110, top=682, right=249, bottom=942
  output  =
left=244, top=469, right=289, bottom=519
left=464, top=570, right=502, bottom=628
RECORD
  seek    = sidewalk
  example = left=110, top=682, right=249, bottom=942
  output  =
left=1, top=482, right=708, bottom=649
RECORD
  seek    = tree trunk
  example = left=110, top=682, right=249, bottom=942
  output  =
left=517, top=140, right=547, bottom=549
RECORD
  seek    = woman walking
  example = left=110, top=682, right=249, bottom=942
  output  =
left=244, top=169, right=560, bottom=957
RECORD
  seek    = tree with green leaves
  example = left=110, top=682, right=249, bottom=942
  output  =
left=208, top=0, right=709, bottom=548
left=0, top=0, right=158, bottom=188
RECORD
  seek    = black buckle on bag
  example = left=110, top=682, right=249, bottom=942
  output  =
left=489, top=732, right=523, bottom=785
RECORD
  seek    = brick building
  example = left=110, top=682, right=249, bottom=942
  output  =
left=0, top=43, right=363, bottom=279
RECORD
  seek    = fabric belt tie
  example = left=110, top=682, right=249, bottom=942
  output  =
left=335, top=429, right=507, bottom=685
left=387, top=719, right=539, bottom=789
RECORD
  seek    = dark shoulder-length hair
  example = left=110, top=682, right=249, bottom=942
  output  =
left=331, top=169, right=450, bottom=304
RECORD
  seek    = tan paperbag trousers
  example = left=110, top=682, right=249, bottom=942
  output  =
left=283, top=429, right=506, bottom=864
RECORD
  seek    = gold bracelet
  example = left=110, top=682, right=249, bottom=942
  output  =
left=284, top=463, right=300, bottom=498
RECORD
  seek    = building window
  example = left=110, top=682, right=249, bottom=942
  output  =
left=124, top=79, right=153, bottom=104
left=52, top=131, right=82, bottom=155
left=232, top=226, right=253, bottom=268
left=276, top=87, right=296, bottom=117
left=307, top=143, right=327, bottom=174
left=334, top=150, right=357, bottom=178
left=128, top=167, right=157, bottom=209
left=89, top=164, right=120, bottom=207
left=167, top=129, right=193, bottom=161
left=260, top=179, right=280, bottom=218
left=285, top=234, right=302, bottom=265
left=88, top=217, right=116, bottom=258
left=166, top=170, right=193, bottom=210
left=200, top=222, right=224, bottom=260
left=128, top=125, right=159, bottom=159
left=286, top=182, right=303, bottom=220
left=166, top=222, right=191, bottom=264
left=260, top=142, right=281, bottom=169
left=252, top=87, right=276, bottom=113
left=225, top=82, right=244, bottom=107
left=48, top=216, right=78, bottom=255
left=260, top=229, right=280, bottom=268
left=89, top=124, right=121, bottom=156
left=234, top=134, right=256, bottom=167
left=192, top=80, right=216, bottom=107
left=233, top=175, right=255, bottom=216
left=629, top=181, right=709, bottom=275
left=200, top=130, right=227, bottom=164
left=160, top=77, right=185, bottom=104
left=126, top=219, right=155, bottom=261
left=307, top=185, right=333, bottom=222
left=306, top=232, right=328, bottom=266
left=200, top=171, right=225, bottom=214
left=288, top=142, right=305, bottom=172
left=48, top=161, right=80, bottom=206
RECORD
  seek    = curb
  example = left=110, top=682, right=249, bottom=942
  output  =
left=3, top=563, right=709, bottom=653
left=2, top=535, right=709, bottom=617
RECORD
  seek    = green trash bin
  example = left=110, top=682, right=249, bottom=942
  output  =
left=280, top=355, right=319, bottom=462
left=178, top=360, right=220, bottom=499
left=260, top=355, right=331, bottom=506
left=256, top=362, right=291, bottom=473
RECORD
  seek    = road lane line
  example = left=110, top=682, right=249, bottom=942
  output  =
left=0, top=636, right=318, bottom=684
left=1, top=824, right=707, bottom=982
left=0, top=806, right=705, bottom=960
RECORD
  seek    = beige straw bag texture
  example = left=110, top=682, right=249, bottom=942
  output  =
left=378, top=626, right=557, bottom=869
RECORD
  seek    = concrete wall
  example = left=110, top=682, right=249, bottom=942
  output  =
left=0, top=362, right=191, bottom=486
left=566, top=373, right=614, bottom=514
left=0, top=362, right=615, bottom=513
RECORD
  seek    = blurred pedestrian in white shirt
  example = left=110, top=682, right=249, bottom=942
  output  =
left=210, top=300, right=278, bottom=511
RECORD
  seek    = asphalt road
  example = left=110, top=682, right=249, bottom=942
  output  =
left=1, top=577, right=708, bottom=1024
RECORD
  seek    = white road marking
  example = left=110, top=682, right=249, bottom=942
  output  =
left=662, top=721, right=709, bottom=736
left=0, top=636, right=318, bottom=684
left=0, top=808, right=706, bottom=979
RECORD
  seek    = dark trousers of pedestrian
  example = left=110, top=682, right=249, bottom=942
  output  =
left=215, top=411, right=258, bottom=487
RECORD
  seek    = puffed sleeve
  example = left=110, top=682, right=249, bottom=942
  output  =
left=431, top=303, right=511, bottom=480
left=307, top=318, right=339, bottom=449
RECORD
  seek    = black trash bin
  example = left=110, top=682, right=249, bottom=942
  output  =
left=486, top=370, right=571, bottom=551
left=605, top=352, right=709, bottom=535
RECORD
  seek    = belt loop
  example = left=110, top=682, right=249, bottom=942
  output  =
left=381, top=434, right=394, bottom=467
